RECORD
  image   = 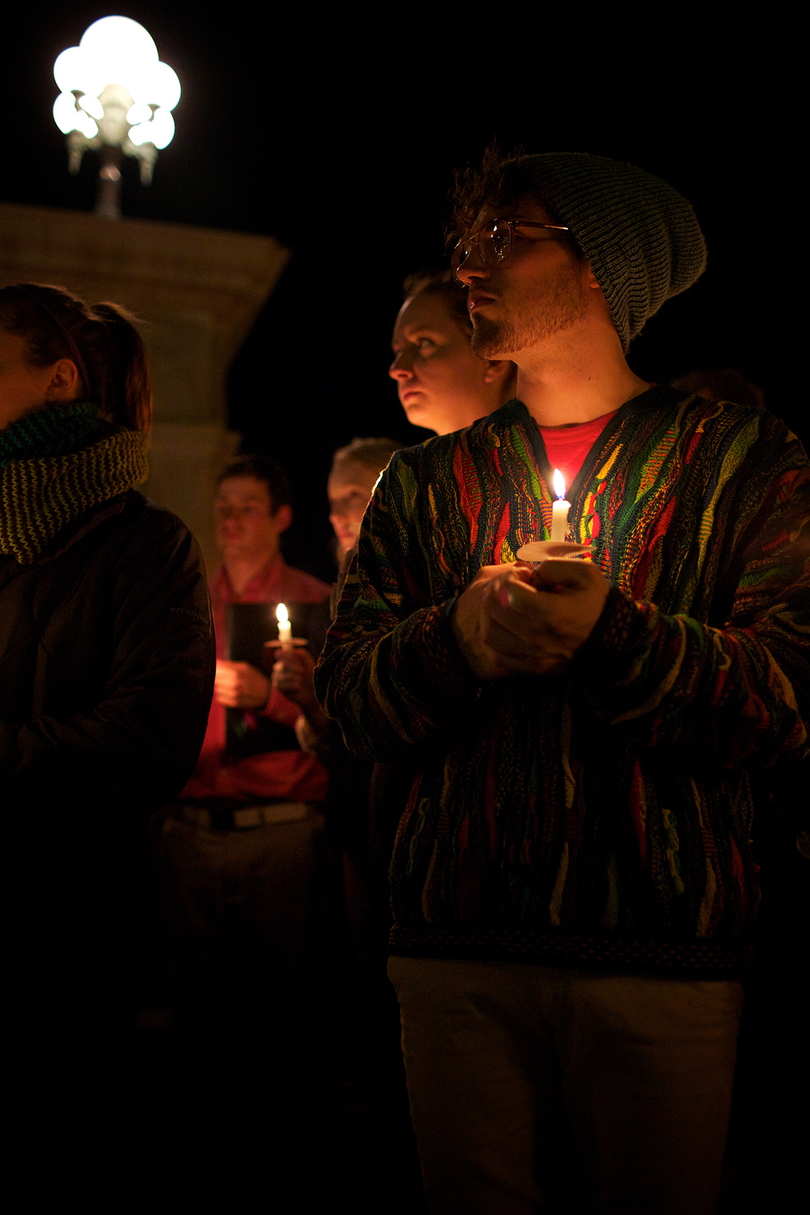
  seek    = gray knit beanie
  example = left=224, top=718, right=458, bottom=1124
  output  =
left=504, top=153, right=707, bottom=351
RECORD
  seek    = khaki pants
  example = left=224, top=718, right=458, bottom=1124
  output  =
left=389, top=956, right=743, bottom=1215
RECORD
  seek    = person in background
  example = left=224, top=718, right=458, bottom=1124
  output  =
left=1, top=282, right=214, bottom=1188
left=276, top=434, right=401, bottom=747
left=159, top=454, right=333, bottom=1158
left=272, top=435, right=426, bottom=1201
left=670, top=366, right=765, bottom=412
left=328, top=435, right=403, bottom=562
left=390, top=269, right=515, bottom=435
left=274, top=436, right=402, bottom=908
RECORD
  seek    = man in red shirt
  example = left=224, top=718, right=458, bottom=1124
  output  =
left=160, top=455, right=332, bottom=1127
left=185, top=456, right=331, bottom=805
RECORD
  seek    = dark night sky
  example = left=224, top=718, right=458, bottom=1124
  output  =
left=2, top=8, right=802, bottom=578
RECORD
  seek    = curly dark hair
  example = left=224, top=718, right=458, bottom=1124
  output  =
left=448, top=143, right=580, bottom=256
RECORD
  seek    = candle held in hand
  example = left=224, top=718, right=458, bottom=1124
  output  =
left=276, top=602, right=293, bottom=650
left=550, top=469, right=570, bottom=542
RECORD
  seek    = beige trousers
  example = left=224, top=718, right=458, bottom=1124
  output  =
left=389, top=956, right=743, bottom=1215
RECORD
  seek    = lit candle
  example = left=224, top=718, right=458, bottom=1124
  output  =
left=550, top=469, right=570, bottom=542
left=276, top=602, right=292, bottom=650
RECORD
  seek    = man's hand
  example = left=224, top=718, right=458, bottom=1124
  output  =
left=271, top=648, right=331, bottom=738
left=214, top=659, right=270, bottom=709
left=270, top=648, right=318, bottom=711
left=451, top=560, right=609, bottom=680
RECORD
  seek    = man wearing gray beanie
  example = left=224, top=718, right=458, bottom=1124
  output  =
left=316, top=151, right=809, bottom=1213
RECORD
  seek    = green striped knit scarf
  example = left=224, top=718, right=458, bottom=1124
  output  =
left=0, top=401, right=147, bottom=564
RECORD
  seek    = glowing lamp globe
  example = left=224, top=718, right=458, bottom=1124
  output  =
left=52, top=16, right=181, bottom=215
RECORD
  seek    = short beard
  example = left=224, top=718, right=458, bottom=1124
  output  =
left=470, top=262, right=590, bottom=358
left=471, top=316, right=514, bottom=359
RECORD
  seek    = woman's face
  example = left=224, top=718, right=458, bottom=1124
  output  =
left=328, top=461, right=381, bottom=554
left=0, top=328, right=59, bottom=430
left=389, top=291, right=498, bottom=436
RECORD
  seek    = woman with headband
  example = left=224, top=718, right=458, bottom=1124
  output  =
left=0, top=282, right=214, bottom=1184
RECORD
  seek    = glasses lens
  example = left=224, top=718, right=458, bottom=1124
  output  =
left=485, top=220, right=512, bottom=264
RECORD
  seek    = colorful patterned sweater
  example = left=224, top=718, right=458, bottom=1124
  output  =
left=315, top=387, right=810, bottom=975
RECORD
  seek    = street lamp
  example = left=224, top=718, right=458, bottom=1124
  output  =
left=52, top=16, right=181, bottom=218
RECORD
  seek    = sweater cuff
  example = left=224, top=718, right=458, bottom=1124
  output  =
left=571, top=584, right=639, bottom=683
left=400, top=598, right=482, bottom=700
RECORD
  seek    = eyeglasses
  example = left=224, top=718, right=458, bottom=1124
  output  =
left=451, top=218, right=570, bottom=283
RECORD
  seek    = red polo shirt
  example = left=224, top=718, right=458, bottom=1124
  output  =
left=182, top=553, right=331, bottom=805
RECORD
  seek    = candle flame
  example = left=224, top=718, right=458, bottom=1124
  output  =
left=552, top=468, right=567, bottom=500
left=276, top=603, right=288, bottom=625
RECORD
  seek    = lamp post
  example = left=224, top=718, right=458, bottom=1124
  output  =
left=52, top=16, right=180, bottom=218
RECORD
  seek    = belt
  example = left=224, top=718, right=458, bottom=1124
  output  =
left=174, top=801, right=313, bottom=831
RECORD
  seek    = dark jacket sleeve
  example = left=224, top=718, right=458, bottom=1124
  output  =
left=0, top=495, right=215, bottom=815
